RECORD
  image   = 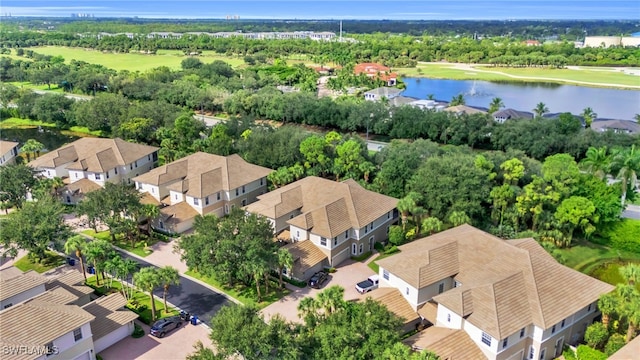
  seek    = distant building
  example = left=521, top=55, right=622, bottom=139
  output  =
left=590, top=119, right=640, bottom=135
left=354, top=63, right=398, bottom=86
left=0, top=140, right=19, bottom=166
left=444, top=105, right=487, bottom=116
left=523, top=40, right=541, bottom=46
left=492, top=108, right=534, bottom=123
left=364, top=87, right=403, bottom=101
left=583, top=36, right=640, bottom=48
left=411, top=99, right=448, bottom=111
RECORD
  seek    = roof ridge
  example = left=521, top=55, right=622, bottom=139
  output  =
left=520, top=250, right=547, bottom=328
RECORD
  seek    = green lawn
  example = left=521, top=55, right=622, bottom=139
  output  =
left=7, top=81, right=64, bottom=92
left=590, top=261, right=640, bottom=291
left=554, top=239, right=640, bottom=275
left=367, top=251, right=398, bottom=273
left=0, top=117, right=57, bottom=129
left=81, top=229, right=156, bottom=257
left=64, top=126, right=104, bottom=137
left=396, top=63, right=640, bottom=89
left=185, top=270, right=288, bottom=309
left=13, top=251, right=66, bottom=273
left=85, top=275, right=179, bottom=324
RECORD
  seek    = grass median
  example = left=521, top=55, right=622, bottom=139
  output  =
left=81, top=229, right=157, bottom=258
left=13, top=251, right=66, bottom=273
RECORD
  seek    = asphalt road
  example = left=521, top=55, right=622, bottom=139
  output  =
left=623, top=204, right=640, bottom=220
left=116, top=250, right=231, bottom=326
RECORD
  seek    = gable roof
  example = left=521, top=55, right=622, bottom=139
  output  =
left=364, top=87, right=403, bottom=98
left=364, top=287, right=420, bottom=325
left=245, top=177, right=398, bottom=239
left=354, top=62, right=390, bottom=74
left=46, top=270, right=95, bottom=299
left=160, top=201, right=200, bottom=225
left=284, top=240, right=328, bottom=275
left=403, top=327, right=488, bottom=360
left=444, top=104, right=488, bottom=115
left=378, top=225, right=614, bottom=339
left=31, top=286, right=79, bottom=305
left=591, top=119, right=640, bottom=134
left=64, top=178, right=102, bottom=195
left=133, top=152, right=272, bottom=198
left=82, top=293, right=138, bottom=341
left=0, top=268, right=48, bottom=302
left=0, top=140, right=19, bottom=154
left=492, top=108, right=534, bottom=119
left=28, top=138, right=158, bottom=172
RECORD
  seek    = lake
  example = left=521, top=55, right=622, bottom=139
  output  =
left=401, top=78, right=640, bottom=120
left=0, top=127, right=80, bottom=152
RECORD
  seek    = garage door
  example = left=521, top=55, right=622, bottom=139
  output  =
left=73, top=351, right=91, bottom=360
left=94, top=324, right=132, bottom=353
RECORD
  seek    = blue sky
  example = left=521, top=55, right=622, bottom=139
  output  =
left=1, top=0, right=639, bottom=20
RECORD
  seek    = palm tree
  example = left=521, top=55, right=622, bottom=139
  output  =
left=448, top=211, right=471, bottom=227
left=21, top=139, right=45, bottom=162
left=84, top=239, right=113, bottom=286
left=64, top=235, right=88, bottom=281
left=134, top=267, right=162, bottom=322
left=104, top=254, right=124, bottom=289
left=412, top=206, right=427, bottom=235
left=623, top=297, right=640, bottom=343
left=427, top=94, right=435, bottom=100
left=488, top=97, right=505, bottom=114
left=297, top=297, right=318, bottom=325
left=450, top=94, right=465, bottom=106
left=158, top=266, right=180, bottom=314
left=581, top=107, right=597, bottom=128
left=316, top=285, right=345, bottom=316
left=598, top=292, right=618, bottom=329
left=533, top=102, right=549, bottom=118
left=611, top=145, right=640, bottom=206
left=141, top=204, right=160, bottom=235
left=396, top=192, right=420, bottom=231
left=277, top=248, right=294, bottom=289
left=580, top=146, right=611, bottom=180
left=422, top=217, right=443, bottom=235
left=620, top=264, right=640, bottom=286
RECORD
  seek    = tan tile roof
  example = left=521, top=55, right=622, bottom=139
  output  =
left=283, top=240, right=328, bottom=275
left=140, top=192, right=161, bottom=206
left=31, top=286, right=79, bottom=305
left=444, top=105, right=487, bottom=115
left=28, top=138, right=158, bottom=172
left=364, top=287, right=419, bottom=325
left=82, top=293, right=138, bottom=340
left=46, top=270, right=94, bottom=298
left=417, top=301, right=438, bottom=324
left=0, top=269, right=48, bottom=302
left=0, top=299, right=95, bottom=358
left=379, top=225, right=615, bottom=339
left=160, top=201, right=200, bottom=225
left=133, top=152, right=272, bottom=198
left=403, top=327, right=488, bottom=360
left=0, top=140, right=19, bottom=154
left=245, top=176, right=398, bottom=239
left=64, top=178, right=102, bottom=195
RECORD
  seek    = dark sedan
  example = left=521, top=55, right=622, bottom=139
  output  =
left=308, top=271, right=329, bottom=289
left=150, top=316, right=183, bottom=338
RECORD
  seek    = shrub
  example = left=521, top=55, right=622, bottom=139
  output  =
left=126, top=299, right=147, bottom=313
left=576, top=345, right=607, bottom=360
left=374, top=242, right=385, bottom=252
left=601, top=219, right=640, bottom=253
left=131, top=323, right=144, bottom=338
left=585, top=322, right=609, bottom=350
left=604, top=333, right=626, bottom=356
left=284, top=277, right=307, bottom=288
left=388, top=225, right=405, bottom=246
left=384, top=245, right=399, bottom=255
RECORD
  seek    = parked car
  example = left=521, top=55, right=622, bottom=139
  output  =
left=355, top=275, right=380, bottom=294
left=150, top=316, right=183, bottom=338
left=308, top=271, right=329, bottom=289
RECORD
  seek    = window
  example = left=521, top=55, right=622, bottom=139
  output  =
left=320, top=237, right=327, bottom=246
left=447, top=313, right=451, bottom=322
left=386, top=226, right=390, bottom=234
left=540, top=349, right=546, bottom=360
left=520, top=328, right=526, bottom=338
left=481, top=332, right=492, bottom=346
left=387, top=211, right=391, bottom=219
left=502, top=338, right=508, bottom=348
left=205, top=197, right=210, bottom=205
left=241, top=199, right=247, bottom=206
left=135, top=161, right=138, bottom=167
left=3, top=303, right=12, bottom=309
left=551, top=325, right=556, bottom=334
left=587, top=304, right=592, bottom=312
left=114, top=167, right=118, bottom=175
left=528, top=346, right=535, bottom=360
left=235, top=188, right=239, bottom=196
left=454, top=281, right=462, bottom=288
left=345, top=230, right=349, bottom=238
left=352, top=244, right=357, bottom=254
left=47, top=170, right=51, bottom=176
left=130, top=164, right=133, bottom=170
left=359, top=243, right=363, bottom=254
left=66, top=196, right=71, bottom=203
left=73, top=327, right=82, bottom=341
left=151, top=187, right=155, bottom=194
left=333, top=237, right=338, bottom=246
left=193, top=198, right=199, bottom=206
left=106, top=171, right=109, bottom=179
left=260, top=178, right=264, bottom=186
left=95, top=173, right=101, bottom=180
left=438, top=282, right=445, bottom=294
left=242, top=185, right=245, bottom=194
left=148, top=155, right=151, bottom=161
left=561, top=319, right=565, bottom=328
left=75, top=173, right=79, bottom=178
left=296, top=231, right=299, bottom=238
left=383, top=269, right=389, bottom=280
left=217, top=192, right=221, bottom=200
left=405, top=287, right=409, bottom=295
left=175, top=194, right=178, bottom=200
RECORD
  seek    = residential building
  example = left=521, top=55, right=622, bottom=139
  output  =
left=245, top=176, right=399, bottom=276
left=374, top=225, right=614, bottom=360
left=583, top=36, right=640, bottom=48
left=132, top=152, right=273, bottom=233
left=363, top=87, right=403, bottom=101
left=27, top=138, right=159, bottom=204
left=590, top=119, right=640, bottom=135
left=0, top=267, right=48, bottom=309
left=389, top=96, right=419, bottom=107
left=444, top=104, right=488, bottom=116
left=355, top=63, right=398, bottom=86
left=0, top=267, right=137, bottom=360
left=493, top=108, right=534, bottom=123
left=0, top=140, right=19, bottom=166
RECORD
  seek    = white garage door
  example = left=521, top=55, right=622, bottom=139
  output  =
left=73, top=351, right=91, bottom=360
left=94, top=324, right=132, bottom=353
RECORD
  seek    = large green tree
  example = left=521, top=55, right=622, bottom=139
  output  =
left=0, top=164, right=37, bottom=209
left=133, top=267, right=162, bottom=322
left=64, top=235, right=88, bottom=281
left=158, top=266, right=180, bottom=314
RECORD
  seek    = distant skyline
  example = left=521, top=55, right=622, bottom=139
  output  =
left=1, top=1, right=639, bottom=20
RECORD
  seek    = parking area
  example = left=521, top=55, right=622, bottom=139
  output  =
left=99, top=320, right=213, bottom=360
left=260, top=259, right=376, bottom=323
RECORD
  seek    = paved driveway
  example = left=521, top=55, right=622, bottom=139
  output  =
left=99, top=320, right=213, bottom=360
left=261, top=259, right=376, bottom=323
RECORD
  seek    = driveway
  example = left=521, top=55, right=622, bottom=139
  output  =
left=98, top=320, right=213, bottom=360
left=260, top=259, right=376, bottom=323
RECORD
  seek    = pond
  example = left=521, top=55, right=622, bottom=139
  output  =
left=590, top=261, right=640, bottom=291
left=0, top=127, right=81, bottom=152
left=401, top=78, right=640, bottom=120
